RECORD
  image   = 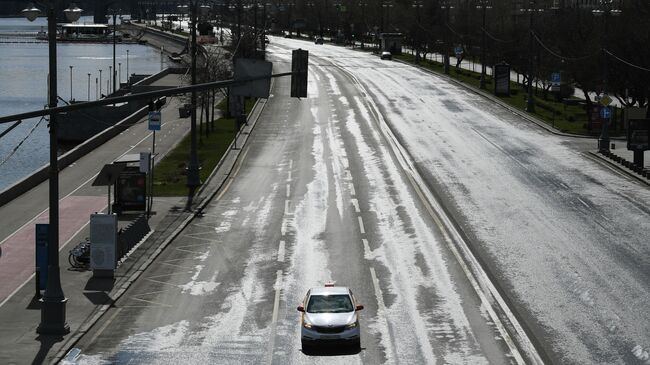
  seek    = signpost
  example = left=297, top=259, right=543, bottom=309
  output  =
left=148, top=111, right=161, bottom=131
left=600, top=106, right=611, bottom=120
left=147, top=107, right=161, bottom=217
left=551, top=72, right=561, bottom=93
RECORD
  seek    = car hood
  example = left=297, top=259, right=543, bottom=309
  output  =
left=305, top=312, right=356, bottom=327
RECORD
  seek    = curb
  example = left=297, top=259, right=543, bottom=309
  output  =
left=52, top=97, right=267, bottom=364
left=586, top=151, right=650, bottom=186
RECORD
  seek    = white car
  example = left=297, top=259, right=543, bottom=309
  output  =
left=297, top=284, right=364, bottom=351
left=380, top=51, right=392, bottom=60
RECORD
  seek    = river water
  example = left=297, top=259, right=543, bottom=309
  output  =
left=0, top=16, right=169, bottom=191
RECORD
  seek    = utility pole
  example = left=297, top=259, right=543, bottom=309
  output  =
left=440, top=1, right=453, bottom=74
left=477, top=0, right=492, bottom=90
left=185, top=0, right=201, bottom=210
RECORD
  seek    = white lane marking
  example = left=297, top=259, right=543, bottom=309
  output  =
left=277, top=241, right=285, bottom=262
left=284, top=200, right=291, bottom=216
left=358, top=216, right=366, bottom=235
left=349, top=183, right=356, bottom=196
left=370, top=267, right=396, bottom=361
left=286, top=184, right=291, bottom=198
left=362, top=238, right=372, bottom=256
left=86, top=308, right=123, bottom=347
left=289, top=159, right=293, bottom=169
left=287, top=169, right=292, bottom=182
left=266, top=270, right=283, bottom=364
left=351, top=198, right=360, bottom=213
left=577, top=197, right=590, bottom=208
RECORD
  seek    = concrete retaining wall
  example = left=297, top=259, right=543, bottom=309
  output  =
left=0, top=97, right=166, bottom=207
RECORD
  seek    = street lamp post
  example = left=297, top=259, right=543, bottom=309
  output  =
left=22, top=0, right=82, bottom=335
left=476, top=0, right=492, bottom=90
left=108, top=66, right=112, bottom=94
left=99, top=69, right=103, bottom=97
left=107, top=9, right=120, bottom=94
left=593, top=0, right=622, bottom=152
left=87, top=72, right=91, bottom=100
left=358, top=1, right=367, bottom=48
left=185, top=0, right=201, bottom=211
left=126, top=49, right=129, bottom=82
left=69, top=65, right=73, bottom=101
left=118, top=62, right=122, bottom=85
left=381, top=1, right=393, bottom=33
left=521, top=1, right=544, bottom=113
left=440, top=1, right=454, bottom=74
left=412, top=0, right=423, bottom=63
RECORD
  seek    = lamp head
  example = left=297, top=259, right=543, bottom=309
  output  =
left=21, top=4, right=41, bottom=22
left=64, top=3, right=83, bottom=23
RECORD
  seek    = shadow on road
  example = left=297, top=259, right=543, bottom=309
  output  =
left=84, top=277, right=115, bottom=292
left=302, top=345, right=363, bottom=356
left=32, top=334, right=64, bottom=365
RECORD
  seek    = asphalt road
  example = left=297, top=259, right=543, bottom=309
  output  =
left=72, top=46, right=524, bottom=364
left=268, top=39, right=649, bottom=364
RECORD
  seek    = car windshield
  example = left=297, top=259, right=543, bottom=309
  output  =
left=306, top=294, right=353, bottom=313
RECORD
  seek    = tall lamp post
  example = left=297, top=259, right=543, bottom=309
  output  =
left=358, top=1, right=367, bottom=48
left=381, top=1, right=393, bottom=33
left=185, top=0, right=206, bottom=211
left=412, top=0, right=423, bottom=63
left=440, top=1, right=454, bottom=74
left=107, top=7, right=121, bottom=94
left=593, top=0, right=621, bottom=152
left=22, top=1, right=82, bottom=335
left=69, top=65, right=74, bottom=101
left=476, top=0, right=492, bottom=89
left=521, top=1, right=544, bottom=113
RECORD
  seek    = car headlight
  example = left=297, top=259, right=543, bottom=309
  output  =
left=303, top=320, right=312, bottom=329
left=345, top=321, right=358, bottom=329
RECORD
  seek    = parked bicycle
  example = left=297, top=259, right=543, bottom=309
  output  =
left=68, top=237, right=90, bottom=269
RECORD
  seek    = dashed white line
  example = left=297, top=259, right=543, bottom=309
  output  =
left=351, top=198, right=360, bottom=213
left=266, top=270, right=283, bottom=364
left=287, top=169, right=292, bottom=182
left=362, top=238, right=372, bottom=256
left=369, top=267, right=396, bottom=361
left=277, top=240, right=285, bottom=262
left=284, top=200, right=291, bottom=215
left=357, top=216, right=366, bottom=234
left=286, top=184, right=291, bottom=198
left=349, top=183, right=356, bottom=196
left=577, top=197, right=590, bottom=208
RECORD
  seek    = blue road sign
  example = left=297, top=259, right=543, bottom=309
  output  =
left=551, top=72, right=561, bottom=84
left=454, top=46, right=463, bottom=56
left=600, top=106, right=612, bottom=119
left=35, top=223, right=48, bottom=290
left=148, top=111, right=161, bottom=131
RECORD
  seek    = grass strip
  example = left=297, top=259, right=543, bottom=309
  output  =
left=153, top=97, right=256, bottom=196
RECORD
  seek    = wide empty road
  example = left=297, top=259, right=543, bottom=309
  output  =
left=74, top=38, right=648, bottom=365
left=73, top=44, right=527, bottom=364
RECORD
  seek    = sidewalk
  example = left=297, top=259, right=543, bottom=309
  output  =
left=0, top=95, right=267, bottom=364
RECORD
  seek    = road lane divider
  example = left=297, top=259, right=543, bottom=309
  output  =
left=357, top=216, right=366, bottom=235
left=277, top=241, right=285, bottom=263
left=266, top=269, right=283, bottom=364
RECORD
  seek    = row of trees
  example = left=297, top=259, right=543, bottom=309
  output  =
left=251, top=0, right=648, bottom=108
left=134, top=0, right=648, bottom=109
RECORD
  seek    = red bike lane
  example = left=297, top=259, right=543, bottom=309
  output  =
left=0, top=195, right=106, bottom=304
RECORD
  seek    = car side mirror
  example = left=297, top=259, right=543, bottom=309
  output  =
left=355, top=304, right=364, bottom=311
left=297, top=305, right=305, bottom=312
